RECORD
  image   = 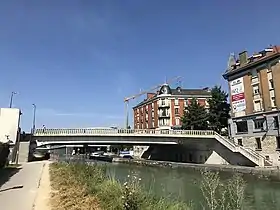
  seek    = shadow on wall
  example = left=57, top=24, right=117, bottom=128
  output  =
left=0, top=167, right=21, bottom=188
left=143, top=140, right=256, bottom=167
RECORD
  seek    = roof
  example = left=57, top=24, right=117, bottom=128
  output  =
left=171, top=88, right=211, bottom=96
left=223, top=45, right=280, bottom=80
left=133, top=87, right=211, bottom=109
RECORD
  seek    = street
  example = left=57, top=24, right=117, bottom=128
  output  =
left=0, top=161, right=48, bottom=210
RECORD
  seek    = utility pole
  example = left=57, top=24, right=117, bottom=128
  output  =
left=9, top=92, right=17, bottom=108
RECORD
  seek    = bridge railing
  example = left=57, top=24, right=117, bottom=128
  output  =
left=34, top=128, right=216, bottom=136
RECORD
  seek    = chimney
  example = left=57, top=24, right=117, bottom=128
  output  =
left=239, top=51, right=248, bottom=66
left=147, top=93, right=156, bottom=99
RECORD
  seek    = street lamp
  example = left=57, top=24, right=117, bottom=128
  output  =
left=9, top=91, right=17, bottom=108
left=32, top=104, right=37, bottom=134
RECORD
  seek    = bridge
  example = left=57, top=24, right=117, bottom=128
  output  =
left=33, top=128, right=271, bottom=167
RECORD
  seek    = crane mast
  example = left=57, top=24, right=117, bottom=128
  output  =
left=124, top=76, right=182, bottom=129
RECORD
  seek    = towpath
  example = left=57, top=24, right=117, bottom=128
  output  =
left=0, top=161, right=51, bottom=210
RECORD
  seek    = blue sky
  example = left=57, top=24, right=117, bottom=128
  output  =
left=0, top=0, right=279, bottom=131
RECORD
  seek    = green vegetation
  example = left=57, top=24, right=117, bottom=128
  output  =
left=50, top=162, right=190, bottom=210
left=200, top=170, right=246, bottom=210
left=50, top=163, right=247, bottom=210
left=207, top=86, right=231, bottom=134
left=181, top=98, right=208, bottom=130
left=181, top=85, right=230, bottom=134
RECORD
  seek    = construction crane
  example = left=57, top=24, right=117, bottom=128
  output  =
left=124, top=76, right=182, bottom=129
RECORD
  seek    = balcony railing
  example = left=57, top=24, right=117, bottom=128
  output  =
left=158, top=112, right=170, bottom=118
left=158, top=101, right=170, bottom=107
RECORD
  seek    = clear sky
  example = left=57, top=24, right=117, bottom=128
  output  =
left=0, top=0, right=279, bottom=131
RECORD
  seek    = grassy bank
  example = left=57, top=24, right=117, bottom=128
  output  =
left=50, top=162, right=190, bottom=210
left=50, top=162, right=247, bottom=210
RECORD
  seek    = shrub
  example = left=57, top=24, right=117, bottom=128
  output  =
left=50, top=162, right=190, bottom=210
left=200, top=170, right=246, bottom=210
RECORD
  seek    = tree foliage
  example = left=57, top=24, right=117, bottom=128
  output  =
left=207, top=85, right=231, bottom=133
left=181, top=85, right=230, bottom=133
left=181, top=98, right=208, bottom=130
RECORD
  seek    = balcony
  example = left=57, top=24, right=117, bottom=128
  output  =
left=158, top=112, right=170, bottom=118
left=158, top=100, right=170, bottom=108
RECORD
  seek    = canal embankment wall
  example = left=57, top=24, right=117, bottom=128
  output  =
left=113, top=158, right=280, bottom=180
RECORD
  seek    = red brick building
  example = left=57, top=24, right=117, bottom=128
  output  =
left=133, top=84, right=211, bottom=129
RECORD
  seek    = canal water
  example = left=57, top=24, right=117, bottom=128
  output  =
left=103, top=162, right=280, bottom=210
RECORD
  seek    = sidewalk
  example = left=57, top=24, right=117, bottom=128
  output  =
left=0, top=161, right=51, bottom=210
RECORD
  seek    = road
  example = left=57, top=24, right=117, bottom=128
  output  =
left=0, top=161, right=48, bottom=210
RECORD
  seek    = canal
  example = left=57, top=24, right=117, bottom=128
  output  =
left=103, top=162, right=280, bottom=210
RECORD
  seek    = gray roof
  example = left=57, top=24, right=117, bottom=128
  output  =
left=133, top=88, right=211, bottom=109
left=171, top=88, right=211, bottom=96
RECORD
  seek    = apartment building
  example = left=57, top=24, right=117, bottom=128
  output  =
left=133, top=84, right=211, bottom=130
left=223, top=45, right=280, bottom=165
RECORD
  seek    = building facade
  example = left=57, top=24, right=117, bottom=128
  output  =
left=133, top=84, right=211, bottom=130
left=223, top=45, right=280, bottom=165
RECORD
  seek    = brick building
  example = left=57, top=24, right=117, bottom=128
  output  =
left=223, top=45, right=280, bottom=165
left=133, top=84, right=211, bottom=130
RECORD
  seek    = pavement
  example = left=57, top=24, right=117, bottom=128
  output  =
left=0, top=161, right=50, bottom=210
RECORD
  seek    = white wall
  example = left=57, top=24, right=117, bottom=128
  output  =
left=0, top=108, right=20, bottom=144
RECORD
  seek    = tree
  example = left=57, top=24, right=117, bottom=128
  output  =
left=207, top=85, right=230, bottom=134
left=181, top=98, right=208, bottom=130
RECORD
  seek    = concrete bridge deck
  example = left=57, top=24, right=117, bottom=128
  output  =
left=33, top=128, right=271, bottom=167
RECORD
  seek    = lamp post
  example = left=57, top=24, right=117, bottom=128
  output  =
left=9, top=92, right=17, bottom=108
left=32, top=104, right=36, bottom=134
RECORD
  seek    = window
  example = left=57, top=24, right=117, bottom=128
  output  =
left=237, top=139, right=243, bottom=146
left=254, top=100, right=262, bottom=112
left=276, top=136, right=280, bottom=149
left=175, top=118, right=180, bottom=125
left=175, top=99, right=179, bottom=106
left=175, top=108, right=179, bottom=115
left=254, top=118, right=264, bottom=130
left=255, top=137, right=262, bottom=150
left=253, top=85, right=260, bottom=95
left=269, top=79, right=274, bottom=89
left=271, top=97, right=276, bottom=107
left=274, top=116, right=279, bottom=129
left=251, top=69, right=258, bottom=78
left=159, top=118, right=169, bottom=126
left=236, top=121, right=248, bottom=133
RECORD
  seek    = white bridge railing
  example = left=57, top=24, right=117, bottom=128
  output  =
left=34, top=128, right=271, bottom=166
left=34, top=128, right=216, bottom=136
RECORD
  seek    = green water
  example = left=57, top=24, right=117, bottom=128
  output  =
left=104, top=163, right=280, bottom=210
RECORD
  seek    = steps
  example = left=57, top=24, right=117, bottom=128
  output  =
left=18, top=142, right=30, bottom=163
left=214, top=133, right=272, bottom=166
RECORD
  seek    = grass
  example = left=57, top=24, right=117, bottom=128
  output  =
left=49, top=162, right=247, bottom=210
left=49, top=162, right=190, bottom=210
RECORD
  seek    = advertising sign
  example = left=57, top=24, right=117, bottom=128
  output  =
left=230, top=78, right=246, bottom=113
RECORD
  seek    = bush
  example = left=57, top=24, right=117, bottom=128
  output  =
left=200, top=170, right=246, bottom=210
left=50, top=162, right=190, bottom=210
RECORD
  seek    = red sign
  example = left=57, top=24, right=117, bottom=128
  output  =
left=232, top=93, right=245, bottom=102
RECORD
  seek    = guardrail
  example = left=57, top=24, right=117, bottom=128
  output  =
left=34, top=128, right=216, bottom=136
